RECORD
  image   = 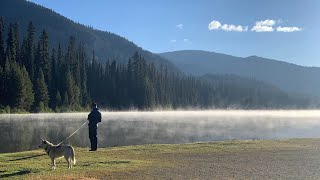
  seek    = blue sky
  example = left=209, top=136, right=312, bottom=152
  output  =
left=29, top=0, right=320, bottom=66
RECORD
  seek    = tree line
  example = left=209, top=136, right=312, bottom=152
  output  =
left=0, top=18, right=214, bottom=112
left=0, top=18, right=313, bottom=113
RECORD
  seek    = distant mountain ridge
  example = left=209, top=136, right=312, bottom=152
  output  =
left=160, top=50, right=320, bottom=96
left=0, top=0, right=178, bottom=71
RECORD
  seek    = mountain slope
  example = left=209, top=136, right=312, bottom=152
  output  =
left=0, top=0, right=177, bottom=70
left=160, top=50, right=320, bottom=96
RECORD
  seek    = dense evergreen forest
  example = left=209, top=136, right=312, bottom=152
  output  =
left=0, top=18, right=316, bottom=113
left=0, top=0, right=177, bottom=71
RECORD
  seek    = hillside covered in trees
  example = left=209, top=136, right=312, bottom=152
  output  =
left=0, top=0, right=178, bottom=71
left=201, top=74, right=316, bottom=109
left=160, top=50, right=320, bottom=97
left=0, top=17, right=317, bottom=113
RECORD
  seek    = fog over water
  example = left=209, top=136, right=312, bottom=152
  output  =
left=1, top=110, right=320, bottom=153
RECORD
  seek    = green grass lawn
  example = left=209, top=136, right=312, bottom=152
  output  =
left=0, top=139, right=318, bottom=179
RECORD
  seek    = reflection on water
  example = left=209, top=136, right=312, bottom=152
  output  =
left=1, top=110, right=320, bottom=153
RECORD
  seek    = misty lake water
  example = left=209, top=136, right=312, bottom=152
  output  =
left=1, top=110, right=320, bottom=153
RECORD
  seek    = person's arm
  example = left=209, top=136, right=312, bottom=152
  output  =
left=98, top=112, right=102, bottom=123
left=88, top=113, right=91, bottom=122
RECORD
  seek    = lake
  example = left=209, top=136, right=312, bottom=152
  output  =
left=0, top=110, right=320, bottom=153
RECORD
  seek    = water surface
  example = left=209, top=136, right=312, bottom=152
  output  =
left=1, top=110, right=320, bottom=153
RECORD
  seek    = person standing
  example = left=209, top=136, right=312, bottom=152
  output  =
left=87, top=103, right=101, bottom=151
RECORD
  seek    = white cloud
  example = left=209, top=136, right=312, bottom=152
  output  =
left=256, top=19, right=276, bottom=26
left=251, top=25, right=274, bottom=32
left=208, top=19, right=302, bottom=33
left=170, top=39, right=177, bottom=43
left=208, top=20, right=221, bottom=30
left=221, top=24, right=248, bottom=32
left=176, top=24, right=183, bottom=30
left=183, top=39, right=189, bottom=42
left=251, top=19, right=276, bottom=32
left=208, top=20, right=247, bottom=32
left=277, top=26, right=302, bottom=32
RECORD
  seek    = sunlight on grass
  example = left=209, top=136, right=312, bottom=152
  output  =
left=0, top=139, right=318, bottom=179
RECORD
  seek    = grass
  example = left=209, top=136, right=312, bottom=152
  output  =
left=0, top=138, right=318, bottom=179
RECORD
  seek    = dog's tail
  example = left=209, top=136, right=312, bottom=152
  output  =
left=71, top=146, right=76, bottom=165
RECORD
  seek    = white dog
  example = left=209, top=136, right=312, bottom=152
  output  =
left=39, top=139, right=76, bottom=169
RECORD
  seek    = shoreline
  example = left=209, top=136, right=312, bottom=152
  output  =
left=1, top=138, right=320, bottom=179
left=2, top=108, right=320, bottom=115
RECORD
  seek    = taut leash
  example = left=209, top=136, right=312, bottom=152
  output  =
left=56, top=121, right=88, bottom=146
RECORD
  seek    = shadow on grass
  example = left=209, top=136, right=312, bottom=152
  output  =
left=8, top=154, right=46, bottom=161
left=83, top=160, right=131, bottom=167
left=0, top=170, right=31, bottom=178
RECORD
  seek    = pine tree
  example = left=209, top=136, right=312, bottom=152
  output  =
left=65, top=68, right=80, bottom=108
left=20, top=38, right=27, bottom=66
left=62, top=91, right=69, bottom=107
left=126, top=58, right=134, bottom=104
left=34, top=43, right=41, bottom=76
left=65, top=69, right=73, bottom=106
left=35, top=30, right=50, bottom=84
left=34, top=68, right=50, bottom=110
left=0, top=17, right=5, bottom=67
left=6, top=23, right=17, bottom=63
left=79, top=44, right=88, bottom=106
left=25, top=22, right=36, bottom=81
left=49, top=48, right=57, bottom=108
left=9, top=62, right=25, bottom=110
left=21, top=66, right=34, bottom=111
left=73, top=40, right=81, bottom=86
left=55, top=90, right=62, bottom=108
left=144, top=77, right=156, bottom=109
left=13, top=23, right=20, bottom=64
left=87, top=50, right=97, bottom=102
left=0, top=66, right=4, bottom=106
left=56, top=43, right=63, bottom=92
left=131, top=52, right=147, bottom=108
left=2, top=57, right=11, bottom=106
left=66, top=37, right=80, bottom=86
left=5, top=62, right=33, bottom=111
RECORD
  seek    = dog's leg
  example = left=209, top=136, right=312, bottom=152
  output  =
left=64, top=156, right=71, bottom=169
left=54, top=159, right=57, bottom=169
left=51, top=158, right=56, bottom=169
left=69, top=158, right=72, bottom=169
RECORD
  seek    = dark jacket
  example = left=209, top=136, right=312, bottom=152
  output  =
left=88, top=108, right=101, bottom=126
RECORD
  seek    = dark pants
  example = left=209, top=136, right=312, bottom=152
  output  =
left=89, top=125, right=98, bottom=150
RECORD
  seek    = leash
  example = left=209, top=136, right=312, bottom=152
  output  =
left=56, top=120, right=88, bottom=146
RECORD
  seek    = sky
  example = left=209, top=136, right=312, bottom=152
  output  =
left=28, top=0, right=320, bottom=66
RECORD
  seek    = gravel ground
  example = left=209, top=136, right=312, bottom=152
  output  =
left=148, top=149, right=320, bottom=180
left=106, top=140, right=320, bottom=180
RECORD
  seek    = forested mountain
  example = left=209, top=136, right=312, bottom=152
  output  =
left=0, top=0, right=178, bottom=71
left=0, top=18, right=315, bottom=112
left=160, top=50, right=320, bottom=97
left=201, top=74, right=315, bottom=109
